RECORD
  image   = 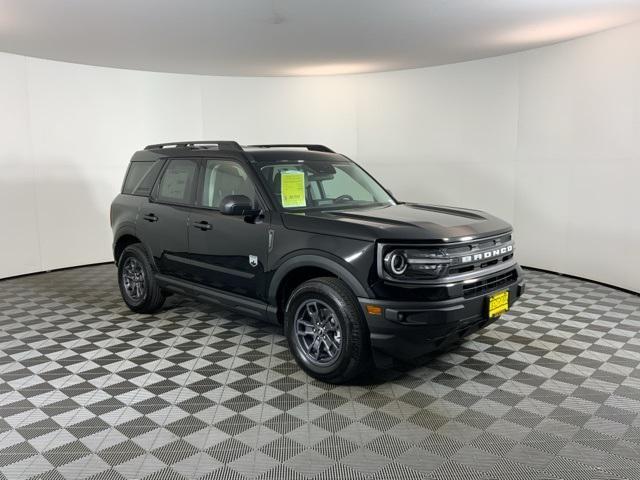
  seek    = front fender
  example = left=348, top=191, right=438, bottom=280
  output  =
left=267, top=251, right=373, bottom=306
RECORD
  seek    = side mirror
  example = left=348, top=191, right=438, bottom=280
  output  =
left=220, top=195, right=260, bottom=217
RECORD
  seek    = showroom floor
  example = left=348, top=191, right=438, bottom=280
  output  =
left=0, top=265, right=638, bottom=480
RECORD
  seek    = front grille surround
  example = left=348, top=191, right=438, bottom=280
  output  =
left=377, top=232, right=516, bottom=285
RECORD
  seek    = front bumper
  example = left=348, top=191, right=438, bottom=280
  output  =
left=359, top=265, right=525, bottom=361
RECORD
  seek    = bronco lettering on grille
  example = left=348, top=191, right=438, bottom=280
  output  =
left=461, top=245, right=513, bottom=264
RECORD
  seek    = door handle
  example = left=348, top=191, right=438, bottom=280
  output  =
left=143, top=213, right=158, bottom=222
left=192, top=221, right=212, bottom=231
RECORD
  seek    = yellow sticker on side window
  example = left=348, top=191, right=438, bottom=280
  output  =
left=281, top=171, right=306, bottom=208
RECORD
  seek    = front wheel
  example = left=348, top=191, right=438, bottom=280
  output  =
left=285, top=277, right=372, bottom=384
left=118, top=244, right=165, bottom=313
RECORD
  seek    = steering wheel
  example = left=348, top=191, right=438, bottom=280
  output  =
left=334, top=194, right=354, bottom=203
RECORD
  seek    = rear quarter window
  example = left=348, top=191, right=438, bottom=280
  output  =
left=122, top=160, right=164, bottom=196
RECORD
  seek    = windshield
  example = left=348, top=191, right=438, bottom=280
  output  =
left=258, top=158, right=396, bottom=211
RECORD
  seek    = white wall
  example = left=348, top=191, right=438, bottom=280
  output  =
left=515, top=25, right=640, bottom=292
left=200, top=76, right=358, bottom=158
left=0, top=54, right=41, bottom=278
left=1, top=22, right=638, bottom=291
left=356, top=55, right=520, bottom=225
left=27, top=60, right=204, bottom=274
left=0, top=57, right=203, bottom=278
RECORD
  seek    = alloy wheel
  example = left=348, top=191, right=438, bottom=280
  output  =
left=294, top=299, right=342, bottom=366
left=122, top=257, right=146, bottom=301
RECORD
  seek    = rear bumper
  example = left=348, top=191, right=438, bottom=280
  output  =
left=359, top=265, right=525, bottom=361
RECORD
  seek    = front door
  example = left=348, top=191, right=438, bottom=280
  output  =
left=187, top=158, right=270, bottom=300
left=136, top=158, right=198, bottom=280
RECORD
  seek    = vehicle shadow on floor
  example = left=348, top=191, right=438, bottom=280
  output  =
left=159, top=291, right=464, bottom=385
left=354, top=346, right=464, bottom=386
left=114, top=277, right=504, bottom=386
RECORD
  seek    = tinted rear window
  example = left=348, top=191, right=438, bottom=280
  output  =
left=122, top=160, right=164, bottom=195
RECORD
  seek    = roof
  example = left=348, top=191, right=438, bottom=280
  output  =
left=134, top=142, right=346, bottom=163
left=244, top=148, right=345, bottom=163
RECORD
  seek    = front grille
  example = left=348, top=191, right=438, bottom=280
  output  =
left=446, top=233, right=514, bottom=276
left=462, top=269, right=517, bottom=298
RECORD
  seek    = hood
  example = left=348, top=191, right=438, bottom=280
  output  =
left=281, top=203, right=512, bottom=243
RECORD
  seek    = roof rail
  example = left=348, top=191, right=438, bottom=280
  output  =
left=144, top=141, right=243, bottom=151
left=245, top=144, right=335, bottom=153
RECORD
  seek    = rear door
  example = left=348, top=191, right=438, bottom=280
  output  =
left=187, top=157, right=270, bottom=300
left=136, top=158, right=199, bottom=280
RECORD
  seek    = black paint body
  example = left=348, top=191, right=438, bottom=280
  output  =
left=111, top=144, right=525, bottom=362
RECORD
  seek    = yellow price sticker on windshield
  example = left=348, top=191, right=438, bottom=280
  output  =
left=281, top=171, right=306, bottom=208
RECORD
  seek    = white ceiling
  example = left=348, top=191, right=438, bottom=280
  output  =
left=1, top=0, right=639, bottom=76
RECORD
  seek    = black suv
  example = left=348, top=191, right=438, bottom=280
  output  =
left=111, top=141, right=525, bottom=383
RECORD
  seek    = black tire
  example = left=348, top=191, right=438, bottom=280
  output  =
left=284, top=277, right=372, bottom=384
left=118, top=244, right=166, bottom=314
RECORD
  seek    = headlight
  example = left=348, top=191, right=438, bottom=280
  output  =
left=381, top=248, right=451, bottom=280
left=384, top=250, right=408, bottom=275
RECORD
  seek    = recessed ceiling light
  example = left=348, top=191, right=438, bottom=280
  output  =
left=493, top=12, right=632, bottom=46
left=285, top=62, right=380, bottom=76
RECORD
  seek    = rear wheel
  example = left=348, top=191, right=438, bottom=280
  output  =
left=285, top=277, right=371, bottom=383
left=118, top=244, right=165, bottom=313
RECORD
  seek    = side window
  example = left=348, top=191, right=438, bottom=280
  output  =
left=123, top=161, right=156, bottom=195
left=201, top=159, right=255, bottom=209
left=156, top=159, right=198, bottom=204
left=132, top=160, right=165, bottom=196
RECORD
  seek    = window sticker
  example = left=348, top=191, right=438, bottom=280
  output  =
left=281, top=171, right=306, bottom=208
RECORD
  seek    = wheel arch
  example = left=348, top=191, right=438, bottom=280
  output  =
left=113, top=232, right=157, bottom=271
left=268, top=253, right=371, bottom=323
left=114, top=233, right=140, bottom=262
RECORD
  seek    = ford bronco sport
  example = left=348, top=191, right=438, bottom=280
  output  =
left=111, top=141, right=525, bottom=383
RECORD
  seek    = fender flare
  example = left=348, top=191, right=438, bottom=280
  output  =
left=113, top=226, right=158, bottom=271
left=112, top=225, right=136, bottom=256
left=267, top=252, right=372, bottom=306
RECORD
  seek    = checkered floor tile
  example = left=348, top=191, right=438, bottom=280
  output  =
left=0, top=264, right=639, bottom=480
